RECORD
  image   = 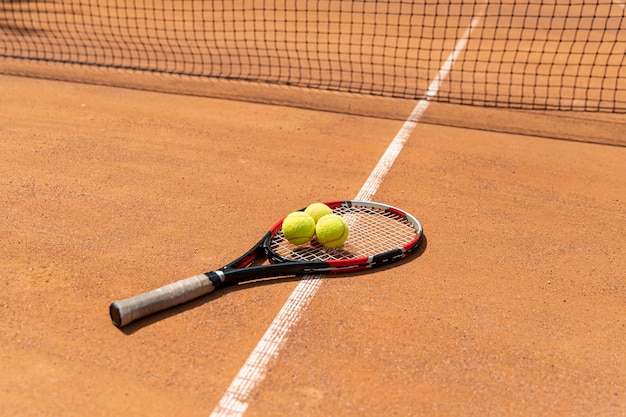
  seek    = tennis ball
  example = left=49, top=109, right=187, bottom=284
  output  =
left=282, top=211, right=316, bottom=245
left=304, top=202, right=333, bottom=224
left=315, top=213, right=349, bottom=248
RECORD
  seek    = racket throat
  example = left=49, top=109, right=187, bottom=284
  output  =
left=214, top=261, right=330, bottom=286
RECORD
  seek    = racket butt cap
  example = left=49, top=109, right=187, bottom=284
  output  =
left=109, top=302, right=124, bottom=328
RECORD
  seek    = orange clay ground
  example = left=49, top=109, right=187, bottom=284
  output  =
left=0, top=74, right=624, bottom=416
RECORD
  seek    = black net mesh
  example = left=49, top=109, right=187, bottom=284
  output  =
left=1, top=1, right=625, bottom=111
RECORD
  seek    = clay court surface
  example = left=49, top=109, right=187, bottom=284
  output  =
left=2, top=1, right=626, bottom=415
left=1, top=72, right=625, bottom=416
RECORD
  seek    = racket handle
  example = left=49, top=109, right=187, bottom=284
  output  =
left=110, top=274, right=215, bottom=328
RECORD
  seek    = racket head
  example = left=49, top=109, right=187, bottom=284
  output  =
left=266, top=200, right=423, bottom=272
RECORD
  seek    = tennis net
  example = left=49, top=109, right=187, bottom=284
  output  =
left=1, top=0, right=625, bottom=112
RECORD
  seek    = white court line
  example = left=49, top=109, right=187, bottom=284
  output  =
left=209, top=11, right=485, bottom=417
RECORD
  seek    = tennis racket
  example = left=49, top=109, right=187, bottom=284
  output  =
left=110, top=200, right=423, bottom=327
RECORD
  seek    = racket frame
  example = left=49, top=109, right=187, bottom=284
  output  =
left=110, top=200, right=423, bottom=327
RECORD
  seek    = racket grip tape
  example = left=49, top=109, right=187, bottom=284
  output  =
left=110, top=273, right=216, bottom=328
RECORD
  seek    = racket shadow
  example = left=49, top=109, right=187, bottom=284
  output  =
left=119, top=234, right=427, bottom=334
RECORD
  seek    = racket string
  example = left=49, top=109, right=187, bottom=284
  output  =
left=269, top=204, right=419, bottom=262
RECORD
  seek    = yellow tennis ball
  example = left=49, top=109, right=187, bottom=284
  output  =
left=315, top=214, right=349, bottom=248
left=304, top=202, right=333, bottom=224
left=282, top=211, right=316, bottom=245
